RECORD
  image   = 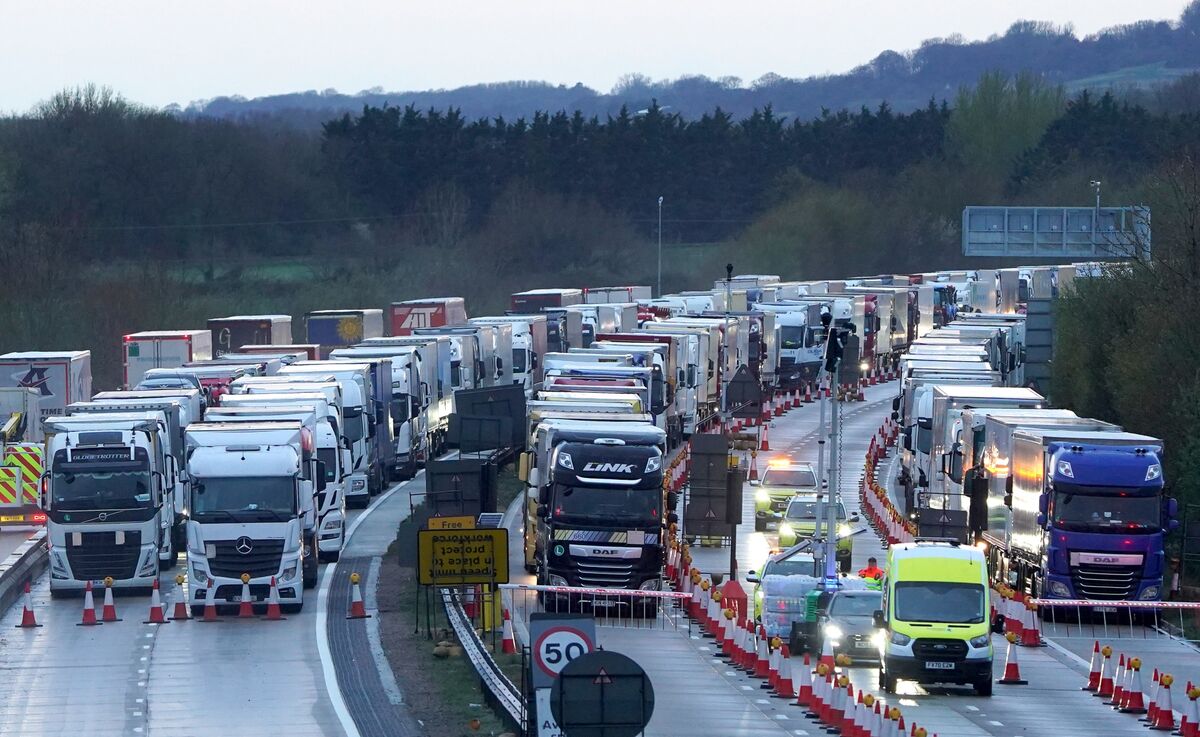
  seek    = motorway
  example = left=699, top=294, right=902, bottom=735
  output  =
left=0, top=526, right=37, bottom=560
left=0, top=476, right=425, bottom=737
left=503, top=380, right=1197, bottom=737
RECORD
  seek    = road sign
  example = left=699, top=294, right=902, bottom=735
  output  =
left=427, top=515, right=476, bottom=531
left=549, top=650, right=655, bottom=737
left=725, top=364, right=763, bottom=419
left=417, top=528, right=509, bottom=585
left=529, top=613, right=597, bottom=689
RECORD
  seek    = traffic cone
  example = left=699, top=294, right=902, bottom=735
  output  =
left=760, top=425, right=771, bottom=451
left=806, top=664, right=828, bottom=718
left=1152, top=674, right=1176, bottom=731
left=791, top=389, right=800, bottom=409
left=1096, top=645, right=1114, bottom=697
left=872, top=701, right=884, bottom=737
left=818, top=634, right=836, bottom=671
left=1108, top=653, right=1126, bottom=706
left=500, top=609, right=517, bottom=654
left=171, top=574, right=189, bottom=620
left=775, top=645, right=794, bottom=699
left=236, top=576, right=254, bottom=619
left=78, top=580, right=101, bottom=626
left=997, top=632, right=1026, bottom=685
left=754, top=626, right=771, bottom=678
left=804, top=383, right=813, bottom=403
left=1117, top=655, right=1135, bottom=710
left=1020, top=601, right=1043, bottom=647
left=200, top=578, right=219, bottom=623
left=263, top=577, right=285, bottom=620
left=774, top=393, right=784, bottom=417
left=347, top=572, right=370, bottom=619
left=101, top=579, right=121, bottom=622
left=766, top=637, right=780, bottom=689
left=748, top=453, right=759, bottom=482
left=15, top=581, right=41, bottom=628
left=852, top=690, right=867, bottom=737
left=1182, top=686, right=1200, bottom=736
left=1121, top=658, right=1147, bottom=713
left=143, top=578, right=168, bottom=624
left=1083, top=640, right=1101, bottom=691
left=793, top=653, right=814, bottom=707
left=841, top=682, right=855, bottom=734
left=1146, top=669, right=1162, bottom=723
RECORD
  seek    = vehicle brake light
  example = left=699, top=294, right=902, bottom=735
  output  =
left=31, top=512, right=46, bottom=525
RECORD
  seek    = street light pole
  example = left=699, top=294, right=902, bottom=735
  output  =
left=1090, top=180, right=1102, bottom=251
left=657, top=196, right=664, bottom=297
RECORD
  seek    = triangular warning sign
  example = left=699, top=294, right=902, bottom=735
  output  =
left=593, top=668, right=613, bottom=685
left=705, top=508, right=717, bottom=519
left=939, top=514, right=950, bottom=523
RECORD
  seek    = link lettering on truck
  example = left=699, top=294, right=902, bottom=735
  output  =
left=581, top=462, right=636, bottom=474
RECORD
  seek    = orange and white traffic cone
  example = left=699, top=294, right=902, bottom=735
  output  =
left=1120, top=658, right=1147, bottom=714
left=101, top=578, right=121, bottom=622
left=1108, top=653, right=1126, bottom=706
left=347, top=572, right=371, bottom=619
left=500, top=608, right=517, bottom=654
left=804, top=383, right=813, bottom=403
left=78, top=580, right=101, bottom=626
left=760, top=425, right=771, bottom=451
left=997, top=632, right=1027, bottom=685
left=143, top=578, right=168, bottom=624
left=1151, top=674, right=1176, bottom=731
left=775, top=645, right=794, bottom=699
left=1083, top=640, right=1101, bottom=691
left=237, top=575, right=255, bottom=618
left=201, top=578, right=219, bottom=623
left=792, top=653, right=814, bottom=707
left=1095, top=645, right=1114, bottom=698
left=748, top=453, right=759, bottom=482
left=171, top=574, right=189, bottom=621
left=15, top=581, right=41, bottom=628
left=1020, top=601, right=1043, bottom=647
left=754, top=626, right=771, bottom=678
left=1182, top=685, right=1200, bottom=736
left=263, top=576, right=285, bottom=621
left=818, top=634, right=836, bottom=671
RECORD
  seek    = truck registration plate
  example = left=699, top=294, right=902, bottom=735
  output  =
left=1093, top=606, right=1117, bottom=613
left=0, top=515, right=25, bottom=523
left=925, top=661, right=955, bottom=670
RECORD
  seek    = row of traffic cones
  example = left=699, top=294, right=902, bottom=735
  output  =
left=1081, top=639, right=1200, bottom=732
left=16, top=571, right=372, bottom=627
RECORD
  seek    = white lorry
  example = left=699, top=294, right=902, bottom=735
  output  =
left=122, top=331, right=213, bottom=388
left=470, top=315, right=549, bottom=393
left=0, top=351, right=92, bottom=419
left=185, top=421, right=324, bottom=612
left=44, top=412, right=174, bottom=594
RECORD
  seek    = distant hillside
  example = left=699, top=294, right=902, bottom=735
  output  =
left=182, top=5, right=1200, bottom=125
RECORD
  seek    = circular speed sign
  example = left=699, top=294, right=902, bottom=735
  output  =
left=533, top=625, right=595, bottom=680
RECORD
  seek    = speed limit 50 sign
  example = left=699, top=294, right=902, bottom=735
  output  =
left=528, top=613, right=597, bottom=689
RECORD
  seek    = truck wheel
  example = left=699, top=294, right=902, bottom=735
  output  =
left=974, top=678, right=993, bottom=697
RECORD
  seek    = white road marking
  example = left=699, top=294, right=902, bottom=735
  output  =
left=365, top=556, right=405, bottom=705
left=316, top=480, right=408, bottom=737
left=988, top=720, right=1004, bottom=726
left=1042, top=635, right=1092, bottom=668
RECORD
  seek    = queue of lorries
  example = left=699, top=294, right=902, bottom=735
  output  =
left=0, top=260, right=1162, bottom=621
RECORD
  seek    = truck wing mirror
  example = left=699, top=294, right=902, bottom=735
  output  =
left=1038, top=493, right=1049, bottom=515
left=1168, top=497, right=1179, bottom=517
left=667, top=512, right=679, bottom=525
left=746, top=570, right=760, bottom=584
left=1169, top=519, right=1181, bottom=532
left=536, top=504, right=549, bottom=519
left=891, top=411, right=899, bottom=422
left=537, top=486, right=550, bottom=506
left=992, top=614, right=1006, bottom=634
left=667, top=491, right=679, bottom=510
left=872, top=610, right=885, bottom=629
left=891, top=397, right=900, bottom=412
left=1036, top=513, right=1048, bottom=528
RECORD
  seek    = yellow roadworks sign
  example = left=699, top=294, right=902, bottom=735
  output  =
left=426, top=515, right=476, bottom=531
left=418, top=528, right=509, bottom=586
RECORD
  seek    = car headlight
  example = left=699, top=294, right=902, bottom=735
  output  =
left=824, top=623, right=844, bottom=640
left=639, top=578, right=661, bottom=591
left=1047, top=580, right=1071, bottom=598
left=548, top=575, right=568, bottom=588
left=557, top=451, right=574, bottom=470
left=644, top=455, right=662, bottom=473
left=890, top=631, right=911, bottom=646
left=1140, top=586, right=1161, bottom=601
left=837, top=523, right=851, bottom=537
left=969, top=634, right=991, bottom=648
left=779, top=522, right=794, bottom=538
left=755, top=488, right=770, bottom=503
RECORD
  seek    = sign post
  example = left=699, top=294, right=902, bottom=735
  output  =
left=529, top=613, right=597, bottom=737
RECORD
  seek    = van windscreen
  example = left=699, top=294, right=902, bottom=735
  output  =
left=894, top=581, right=984, bottom=624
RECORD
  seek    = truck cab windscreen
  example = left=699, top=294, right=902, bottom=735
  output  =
left=342, top=408, right=366, bottom=442
left=512, top=349, right=528, bottom=374
left=192, top=477, right=296, bottom=520
left=316, top=448, right=339, bottom=482
left=894, top=582, right=984, bottom=624
left=1053, top=488, right=1160, bottom=532
left=552, top=484, right=660, bottom=526
left=781, top=327, right=804, bottom=350
left=52, top=468, right=152, bottom=511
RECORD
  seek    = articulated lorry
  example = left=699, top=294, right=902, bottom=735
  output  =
left=304, top=309, right=384, bottom=357
left=0, top=351, right=92, bottom=419
left=986, top=428, right=1172, bottom=602
left=122, top=331, right=213, bottom=388
left=207, top=315, right=292, bottom=355
left=390, top=298, right=468, bottom=336
left=470, top=315, right=549, bottom=393
left=523, top=419, right=671, bottom=615
left=0, top=388, right=45, bottom=526
left=185, top=421, right=324, bottom=612
left=44, top=412, right=175, bottom=594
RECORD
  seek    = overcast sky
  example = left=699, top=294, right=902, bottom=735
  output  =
left=2, top=0, right=1191, bottom=111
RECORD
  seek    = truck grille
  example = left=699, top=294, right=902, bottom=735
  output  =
left=65, top=531, right=142, bottom=580
left=209, top=539, right=284, bottom=579
left=1071, top=564, right=1140, bottom=600
left=573, top=558, right=638, bottom=588
left=912, top=638, right=968, bottom=660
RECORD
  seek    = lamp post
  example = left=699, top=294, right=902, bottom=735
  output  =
left=1090, top=180, right=1102, bottom=251
left=657, top=196, right=664, bottom=297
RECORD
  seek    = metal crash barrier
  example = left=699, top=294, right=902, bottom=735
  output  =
left=1030, top=598, right=1200, bottom=643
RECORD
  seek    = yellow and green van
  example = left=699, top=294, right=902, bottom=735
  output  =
left=875, top=541, right=997, bottom=696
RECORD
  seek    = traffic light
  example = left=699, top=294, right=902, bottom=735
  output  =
left=822, top=324, right=858, bottom=374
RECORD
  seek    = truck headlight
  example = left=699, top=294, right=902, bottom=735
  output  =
left=969, top=634, right=991, bottom=648
left=557, top=452, right=574, bottom=470
left=190, top=566, right=209, bottom=586
left=1047, top=580, right=1071, bottom=598
left=1056, top=460, right=1074, bottom=478
left=639, top=579, right=661, bottom=591
left=779, top=522, right=794, bottom=538
left=351, top=479, right=366, bottom=491
left=280, top=564, right=298, bottom=583
left=1146, top=464, right=1162, bottom=481
left=755, top=488, right=770, bottom=503
left=1140, top=586, right=1161, bottom=600
left=824, top=623, right=844, bottom=640
left=548, top=575, right=568, bottom=588
left=644, top=455, right=662, bottom=473
left=890, top=631, right=911, bottom=646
